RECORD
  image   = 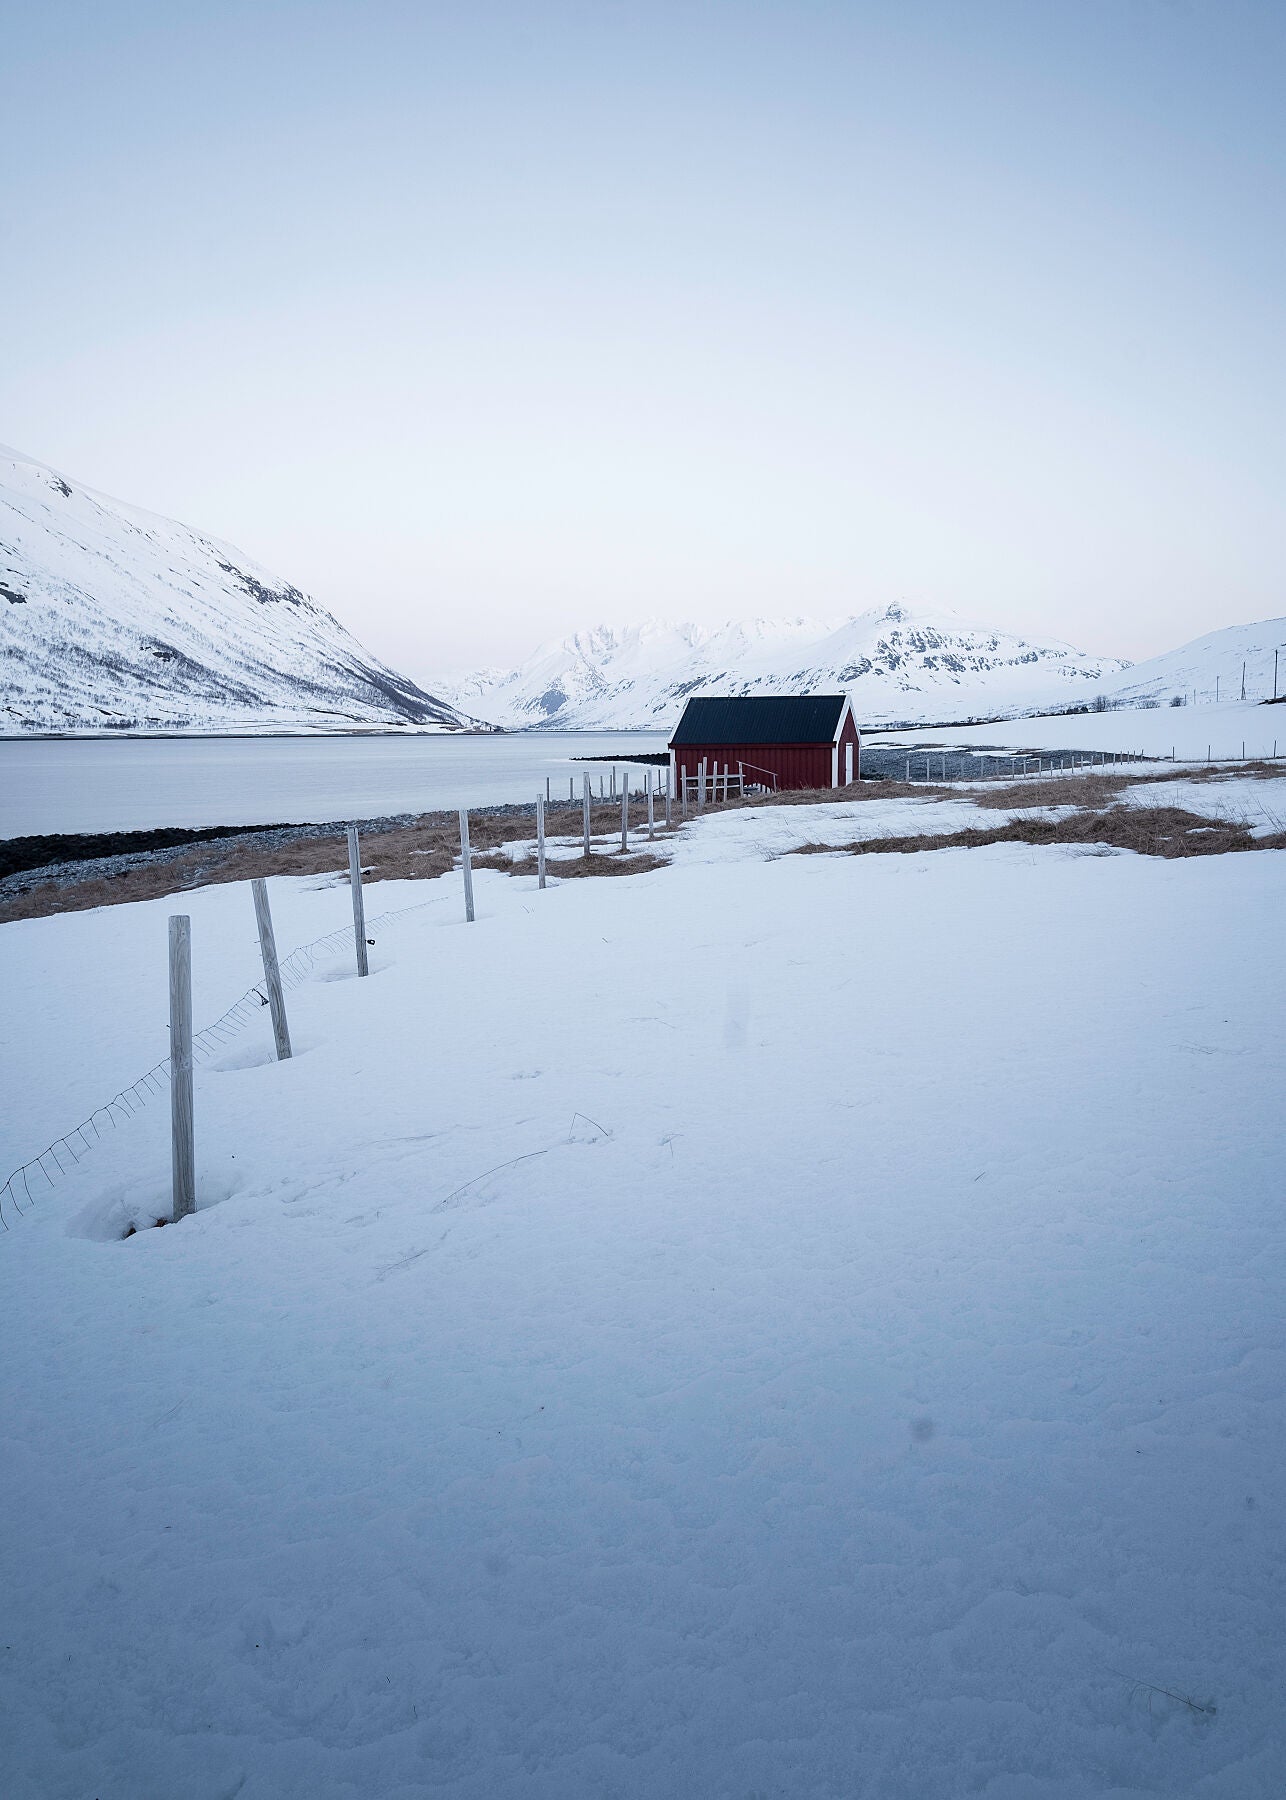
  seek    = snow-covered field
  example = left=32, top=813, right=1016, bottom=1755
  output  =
left=871, top=696, right=1284, bottom=766
left=2, top=799, right=1284, bottom=1798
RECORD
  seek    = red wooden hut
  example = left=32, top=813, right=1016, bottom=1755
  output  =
left=668, top=695, right=861, bottom=801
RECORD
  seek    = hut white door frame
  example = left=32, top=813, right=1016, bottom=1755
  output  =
left=831, top=695, right=858, bottom=788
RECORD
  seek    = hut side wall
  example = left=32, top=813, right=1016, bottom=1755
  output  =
left=674, top=741, right=838, bottom=793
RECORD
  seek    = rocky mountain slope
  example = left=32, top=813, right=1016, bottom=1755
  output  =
left=0, top=448, right=480, bottom=734
left=440, top=609, right=1129, bottom=731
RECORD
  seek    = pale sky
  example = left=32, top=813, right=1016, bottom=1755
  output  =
left=4, top=1, right=1285, bottom=678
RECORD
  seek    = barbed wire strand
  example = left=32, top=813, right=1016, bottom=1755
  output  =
left=0, top=891, right=441, bottom=1230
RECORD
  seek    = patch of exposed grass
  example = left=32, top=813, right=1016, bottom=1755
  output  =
left=0, top=801, right=669, bottom=923
left=790, top=804, right=1286, bottom=861
left=474, top=850, right=668, bottom=879
left=971, top=761, right=1284, bottom=812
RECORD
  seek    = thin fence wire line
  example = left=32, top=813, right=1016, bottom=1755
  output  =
left=0, top=891, right=440, bottom=1231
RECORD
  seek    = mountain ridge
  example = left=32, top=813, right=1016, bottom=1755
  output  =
left=0, top=447, right=482, bottom=735
left=439, top=608, right=1131, bottom=731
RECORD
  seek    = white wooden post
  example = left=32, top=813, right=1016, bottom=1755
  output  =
left=647, top=768, right=655, bottom=836
left=347, top=825, right=369, bottom=976
left=459, top=809, right=475, bottom=922
left=698, top=758, right=706, bottom=811
left=251, top=878, right=291, bottom=1060
left=621, top=778, right=628, bottom=851
left=536, top=794, right=546, bottom=889
left=665, top=763, right=673, bottom=827
left=582, top=772, right=592, bottom=856
left=168, top=915, right=195, bottom=1220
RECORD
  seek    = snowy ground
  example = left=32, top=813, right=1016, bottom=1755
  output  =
left=2, top=800, right=1284, bottom=1798
left=871, top=697, right=1285, bottom=766
left=1116, top=776, right=1286, bottom=837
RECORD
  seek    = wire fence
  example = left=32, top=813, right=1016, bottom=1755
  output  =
left=0, top=890, right=439, bottom=1231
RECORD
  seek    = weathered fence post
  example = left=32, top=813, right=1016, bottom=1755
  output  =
left=168, top=914, right=195, bottom=1220
left=536, top=794, right=546, bottom=889
left=347, top=825, right=369, bottom=976
left=251, top=878, right=291, bottom=1060
left=582, top=772, right=592, bottom=857
left=459, top=809, right=475, bottom=922
left=621, top=778, right=629, bottom=852
left=665, top=764, right=673, bottom=827
left=647, top=768, right=655, bottom=837
left=698, top=758, right=707, bottom=811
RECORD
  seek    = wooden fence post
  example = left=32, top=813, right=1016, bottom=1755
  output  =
left=698, top=758, right=706, bottom=811
left=647, top=768, right=655, bottom=837
left=459, top=809, right=475, bottom=922
left=621, top=778, right=629, bottom=851
left=168, top=915, right=195, bottom=1220
left=536, top=795, right=546, bottom=889
left=665, top=764, right=673, bottom=827
left=347, top=825, right=369, bottom=976
left=251, top=878, right=291, bottom=1060
left=582, top=773, right=592, bottom=857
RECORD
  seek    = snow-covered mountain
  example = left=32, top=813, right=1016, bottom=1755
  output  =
left=0, top=447, right=481, bottom=734
left=441, top=610, right=1129, bottom=731
left=1089, top=614, right=1286, bottom=709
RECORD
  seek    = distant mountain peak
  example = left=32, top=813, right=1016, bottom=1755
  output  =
left=441, top=608, right=1128, bottom=731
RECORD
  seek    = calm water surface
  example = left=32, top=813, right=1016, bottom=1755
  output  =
left=1, top=733, right=672, bottom=837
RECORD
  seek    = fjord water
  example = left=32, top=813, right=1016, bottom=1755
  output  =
left=0, top=732, right=671, bottom=838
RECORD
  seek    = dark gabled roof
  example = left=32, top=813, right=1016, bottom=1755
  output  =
left=669, top=694, right=849, bottom=747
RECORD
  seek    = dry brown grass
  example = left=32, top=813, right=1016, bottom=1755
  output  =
left=0, top=801, right=668, bottom=923
left=792, top=804, right=1286, bottom=862
left=475, top=850, right=668, bottom=879
left=971, top=761, right=1283, bottom=812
